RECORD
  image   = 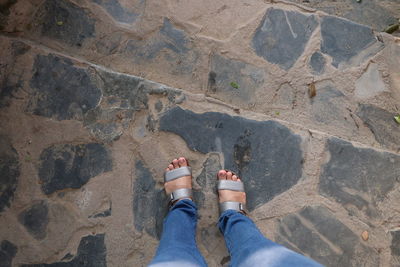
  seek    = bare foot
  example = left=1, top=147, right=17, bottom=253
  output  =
left=165, top=157, right=192, bottom=201
left=217, top=170, right=246, bottom=204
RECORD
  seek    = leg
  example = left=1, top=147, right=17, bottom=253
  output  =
left=217, top=170, right=323, bottom=267
left=149, top=158, right=207, bottom=267
left=150, top=199, right=206, bottom=267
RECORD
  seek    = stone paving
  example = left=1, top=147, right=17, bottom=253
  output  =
left=0, top=0, right=400, bottom=266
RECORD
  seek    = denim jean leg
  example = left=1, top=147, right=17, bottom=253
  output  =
left=149, top=199, right=207, bottom=267
left=218, top=210, right=324, bottom=267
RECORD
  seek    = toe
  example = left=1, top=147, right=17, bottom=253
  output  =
left=232, top=174, right=238, bottom=181
left=226, top=171, right=233, bottom=180
left=218, top=170, right=227, bottom=180
left=172, top=159, right=179, bottom=168
left=178, top=157, right=187, bottom=167
left=168, top=164, right=174, bottom=170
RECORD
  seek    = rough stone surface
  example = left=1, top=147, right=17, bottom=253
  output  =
left=35, top=0, right=95, bottom=47
left=309, top=52, right=326, bottom=74
left=83, top=69, right=147, bottom=142
left=310, top=84, right=354, bottom=130
left=29, top=54, right=101, bottom=120
left=285, top=0, right=399, bottom=31
left=276, top=205, right=379, bottom=267
left=133, top=160, right=168, bottom=239
left=21, top=234, right=107, bottom=267
left=208, top=54, right=265, bottom=101
left=356, top=104, right=400, bottom=150
left=93, top=0, right=137, bottom=24
left=38, top=143, right=112, bottom=195
left=160, top=107, right=303, bottom=211
left=320, top=138, right=400, bottom=218
left=1, top=0, right=400, bottom=265
left=18, top=200, right=49, bottom=240
left=252, top=8, right=317, bottom=70
left=0, top=135, right=19, bottom=213
left=355, top=63, right=387, bottom=99
left=0, top=240, right=17, bottom=267
left=320, top=16, right=382, bottom=68
left=125, top=18, right=198, bottom=74
left=391, top=231, right=400, bottom=259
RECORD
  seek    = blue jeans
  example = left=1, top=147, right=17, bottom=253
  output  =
left=149, top=199, right=324, bottom=267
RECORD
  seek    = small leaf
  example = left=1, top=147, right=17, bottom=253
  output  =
left=230, top=82, right=239, bottom=89
left=361, top=230, right=369, bottom=241
left=275, top=111, right=280, bottom=116
left=56, top=21, right=64, bottom=26
left=308, top=82, right=316, bottom=98
left=394, top=115, right=400, bottom=124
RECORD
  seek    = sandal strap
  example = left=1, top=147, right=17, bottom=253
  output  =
left=170, top=188, right=192, bottom=202
left=164, top=166, right=192, bottom=182
left=219, top=201, right=247, bottom=214
left=217, top=180, right=245, bottom=192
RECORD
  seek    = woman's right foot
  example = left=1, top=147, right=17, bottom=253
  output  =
left=217, top=170, right=246, bottom=205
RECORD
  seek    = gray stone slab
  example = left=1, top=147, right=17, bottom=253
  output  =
left=391, top=230, right=400, bottom=263
left=133, top=160, right=168, bottom=239
left=35, top=0, right=95, bottom=47
left=0, top=135, right=19, bottom=213
left=208, top=54, right=265, bottom=102
left=252, top=8, right=317, bottom=70
left=0, top=240, right=17, bottom=267
left=0, top=41, right=30, bottom=108
left=29, top=54, right=101, bottom=120
left=18, top=201, right=48, bottom=240
left=159, top=107, right=304, bottom=211
left=343, top=1, right=398, bottom=32
left=356, top=104, right=400, bottom=150
left=320, top=16, right=382, bottom=68
left=276, top=205, right=379, bottom=267
left=309, top=52, right=326, bottom=75
left=284, top=0, right=399, bottom=31
left=0, top=0, right=17, bottom=31
left=320, top=138, right=400, bottom=218
left=93, top=0, right=137, bottom=24
left=21, top=234, right=106, bottom=267
left=310, top=83, right=358, bottom=131
left=354, top=63, right=387, bottom=99
left=83, top=69, right=146, bottom=141
left=38, top=143, right=112, bottom=195
left=125, top=18, right=199, bottom=75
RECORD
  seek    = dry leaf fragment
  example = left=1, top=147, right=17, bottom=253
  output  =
left=308, top=82, right=316, bottom=98
left=361, top=230, right=369, bottom=241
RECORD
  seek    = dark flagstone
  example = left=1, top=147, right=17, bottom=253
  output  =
left=0, top=240, right=17, bottom=267
left=35, top=0, right=95, bottom=47
left=252, top=8, right=317, bottom=70
left=38, top=143, right=112, bottom=195
left=309, top=51, right=326, bottom=75
left=18, top=200, right=49, bottom=240
left=93, top=0, right=137, bottom=24
left=29, top=54, right=101, bottom=120
left=320, top=16, right=382, bottom=68
left=356, top=104, right=400, bottom=151
left=276, top=205, right=379, bottom=267
left=159, top=107, right=304, bottom=211
left=0, top=135, right=20, bottom=213
left=21, top=234, right=107, bottom=267
left=320, top=138, right=400, bottom=218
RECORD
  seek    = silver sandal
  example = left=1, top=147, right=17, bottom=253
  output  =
left=218, top=179, right=247, bottom=215
left=164, top=166, right=193, bottom=207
